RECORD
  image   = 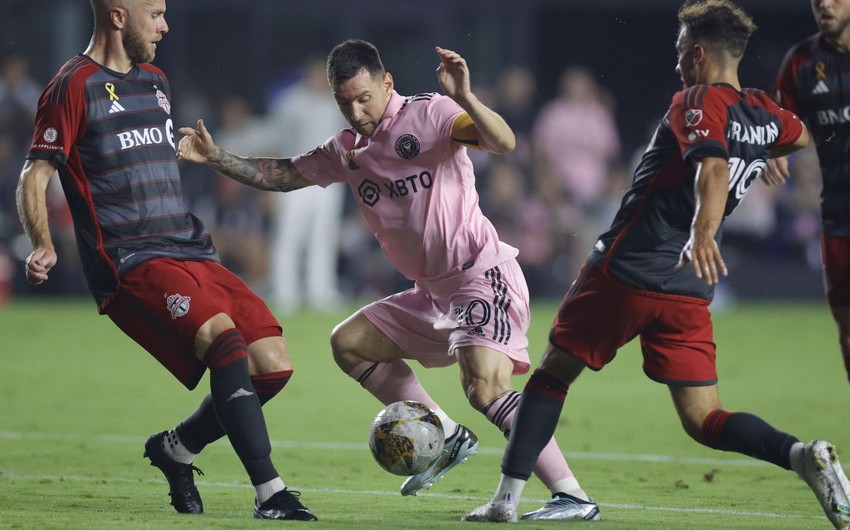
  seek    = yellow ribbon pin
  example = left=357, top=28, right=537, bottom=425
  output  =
left=816, top=62, right=827, bottom=81
left=105, top=83, right=118, bottom=101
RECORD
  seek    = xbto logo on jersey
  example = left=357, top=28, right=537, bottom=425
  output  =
left=395, top=134, right=420, bottom=159
left=357, top=172, right=434, bottom=207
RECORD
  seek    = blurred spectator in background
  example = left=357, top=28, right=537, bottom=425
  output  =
left=203, top=95, right=275, bottom=294
left=0, top=54, right=41, bottom=143
left=479, top=159, right=553, bottom=295
left=266, top=56, right=347, bottom=312
left=532, top=66, right=621, bottom=276
left=0, top=54, right=83, bottom=299
left=493, top=65, right=538, bottom=172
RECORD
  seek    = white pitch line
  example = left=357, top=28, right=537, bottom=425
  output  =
left=0, top=430, right=768, bottom=467
left=0, top=472, right=821, bottom=522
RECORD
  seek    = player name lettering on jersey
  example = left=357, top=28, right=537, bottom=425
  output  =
left=728, top=120, right=779, bottom=145
left=117, top=119, right=175, bottom=150
left=816, top=106, right=850, bottom=126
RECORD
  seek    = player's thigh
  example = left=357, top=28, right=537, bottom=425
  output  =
left=456, top=345, right=516, bottom=409
left=641, top=299, right=716, bottom=385
left=444, top=259, right=532, bottom=375
left=198, top=260, right=287, bottom=367
left=550, top=262, right=649, bottom=371
left=331, top=309, right=409, bottom=364
left=349, top=289, right=452, bottom=367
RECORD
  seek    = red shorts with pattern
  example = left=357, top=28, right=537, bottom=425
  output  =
left=549, top=262, right=717, bottom=386
left=103, top=258, right=281, bottom=389
left=821, top=234, right=850, bottom=307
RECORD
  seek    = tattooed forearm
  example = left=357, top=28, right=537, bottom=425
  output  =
left=208, top=150, right=305, bottom=192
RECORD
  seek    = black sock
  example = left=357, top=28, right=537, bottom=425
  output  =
left=501, top=370, right=568, bottom=480
left=177, top=370, right=292, bottom=454
left=205, top=328, right=278, bottom=485
left=702, top=410, right=799, bottom=470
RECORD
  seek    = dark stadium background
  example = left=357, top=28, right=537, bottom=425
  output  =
left=0, top=0, right=820, bottom=300
left=2, top=0, right=811, bottom=155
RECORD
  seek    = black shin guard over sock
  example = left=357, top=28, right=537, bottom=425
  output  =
left=501, top=370, right=568, bottom=480
left=205, top=328, right=278, bottom=485
left=177, top=371, right=292, bottom=454
left=702, top=410, right=799, bottom=470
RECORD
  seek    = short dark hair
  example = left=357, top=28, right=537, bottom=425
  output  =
left=327, top=39, right=386, bottom=87
left=677, top=0, right=757, bottom=58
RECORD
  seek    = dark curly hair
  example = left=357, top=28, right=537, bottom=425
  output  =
left=677, top=0, right=757, bottom=58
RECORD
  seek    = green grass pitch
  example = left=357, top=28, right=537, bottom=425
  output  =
left=1, top=298, right=847, bottom=529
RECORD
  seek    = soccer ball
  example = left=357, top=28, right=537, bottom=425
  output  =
left=368, top=400, right=445, bottom=476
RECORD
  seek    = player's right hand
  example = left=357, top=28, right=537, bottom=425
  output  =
left=176, top=119, right=219, bottom=164
left=24, top=247, right=57, bottom=285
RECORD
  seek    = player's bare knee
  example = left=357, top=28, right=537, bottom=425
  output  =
left=247, top=336, right=292, bottom=374
left=194, top=312, right=237, bottom=358
left=464, top=379, right=510, bottom=411
left=681, top=418, right=705, bottom=443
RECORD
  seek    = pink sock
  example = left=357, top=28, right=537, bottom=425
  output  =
left=348, top=360, right=439, bottom=409
left=484, top=390, right=575, bottom=491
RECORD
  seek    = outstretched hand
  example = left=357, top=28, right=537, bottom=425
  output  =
left=435, top=46, right=472, bottom=104
left=176, top=119, right=219, bottom=164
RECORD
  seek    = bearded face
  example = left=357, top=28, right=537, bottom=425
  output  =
left=123, top=21, right=155, bottom=64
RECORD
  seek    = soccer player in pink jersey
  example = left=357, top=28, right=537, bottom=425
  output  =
left=177, top=39, right=598, bottom=520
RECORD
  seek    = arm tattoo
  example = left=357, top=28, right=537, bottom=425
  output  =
left=208, top=150, right=305, bottom=192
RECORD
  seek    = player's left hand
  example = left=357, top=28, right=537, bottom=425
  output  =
left=436, top=47, right=472, bottom=104
left=676, top=233, right=727, bottom=286
left=760, top=157, right=789, bottom=187
left=176, top=119, right=219, bottom=164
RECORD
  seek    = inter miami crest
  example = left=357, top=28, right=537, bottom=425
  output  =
left=395, top=134, right=420, bottom=159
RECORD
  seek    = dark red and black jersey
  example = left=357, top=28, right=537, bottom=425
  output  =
left=27, top=55, right=217, bottom=310
left=771, top=34, right=850, bottom=237
left=589, top=83, right=803, bottom=301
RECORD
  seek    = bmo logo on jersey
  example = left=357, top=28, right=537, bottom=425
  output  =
left=816, top=106, right=850, bottom=125
left=116, top=118, right=176, bottom=151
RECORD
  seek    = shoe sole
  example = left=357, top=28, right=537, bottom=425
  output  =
left=401, top=443, right=479, bottom=496
left=808, top=442, right=850, bottom=529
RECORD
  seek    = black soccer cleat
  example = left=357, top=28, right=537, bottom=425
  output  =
left=253, top=488, right=318, bottom=521
left=143, top=431, right=205, bottom=514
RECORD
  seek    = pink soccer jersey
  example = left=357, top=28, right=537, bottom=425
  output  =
left=292, top=91, right=517, bottom=281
